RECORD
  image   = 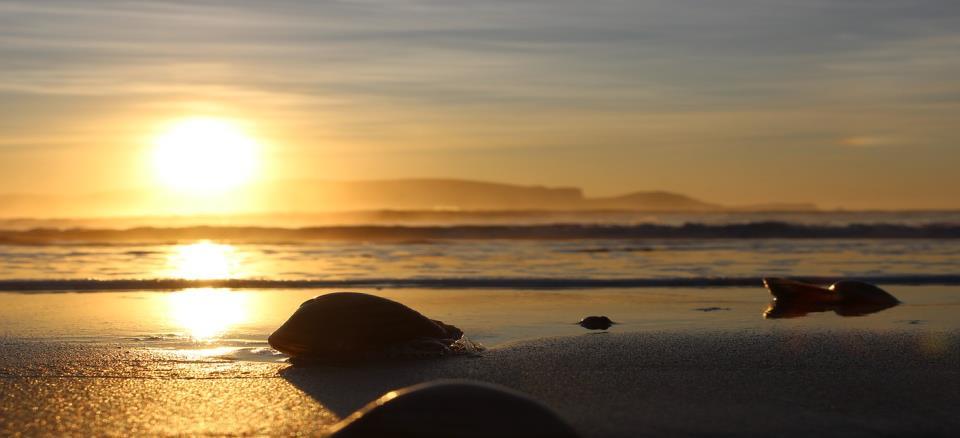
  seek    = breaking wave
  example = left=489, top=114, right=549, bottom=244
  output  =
left=1, top=222, right=958, bottom=245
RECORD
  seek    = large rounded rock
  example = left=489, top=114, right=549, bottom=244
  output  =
left=328, top=380, right=580, bottom=438
left=268, top=292, right=465, bottom=363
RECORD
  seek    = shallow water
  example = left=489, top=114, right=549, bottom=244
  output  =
left=2, top=286, right=958, bottom=357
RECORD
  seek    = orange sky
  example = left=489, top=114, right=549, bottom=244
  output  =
left=1, top=0, right=959, bottom=210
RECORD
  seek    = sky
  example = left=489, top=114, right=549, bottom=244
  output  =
left=1, top=0, right=959, bottom=210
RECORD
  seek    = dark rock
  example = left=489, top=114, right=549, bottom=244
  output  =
left=268, top=292, right=466, bottom=364
left=329, top=380, right=580, bottom=438
left=577, top=316, right=614, bottom=330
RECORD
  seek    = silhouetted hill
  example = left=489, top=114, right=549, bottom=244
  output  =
left=0, top=178, right=818, bottom=217
left=587, top=191, right=719, bottom=211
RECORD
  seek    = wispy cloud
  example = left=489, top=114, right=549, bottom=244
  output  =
left=2, top=0, right=957, bottom=107
left=1, top=0, right=958, bottom=207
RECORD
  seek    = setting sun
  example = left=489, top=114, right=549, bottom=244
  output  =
left=151, top=118, right=260, bottom=193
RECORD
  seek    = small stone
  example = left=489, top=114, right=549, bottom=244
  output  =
left=577, top=316, right=614, bottom=330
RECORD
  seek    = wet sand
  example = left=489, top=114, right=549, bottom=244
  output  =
left=3, top=329, right=957, bottom=437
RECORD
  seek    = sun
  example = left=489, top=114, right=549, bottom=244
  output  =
left=151, top=118, right=260, bottom=193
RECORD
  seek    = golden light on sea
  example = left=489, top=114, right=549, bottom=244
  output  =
left=167, top=288, right=249, bottom=341
left=151, top=117, right=260, bottom=193
left=168, top=241, right=238, bottom=280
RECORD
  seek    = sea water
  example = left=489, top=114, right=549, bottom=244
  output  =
left=1, top=211, right=958, bottom=356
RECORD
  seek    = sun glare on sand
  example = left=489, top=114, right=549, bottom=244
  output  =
left=151, top=118, right=260, bottom=193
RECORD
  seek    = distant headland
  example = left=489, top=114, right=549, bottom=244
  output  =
left=0, top=178, right=817, bottom=218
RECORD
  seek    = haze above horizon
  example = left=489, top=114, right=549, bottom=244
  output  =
left=1, top=0, right=959, bottom=212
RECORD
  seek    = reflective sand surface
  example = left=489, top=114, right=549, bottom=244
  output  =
left=2, top=286, right=958, bottom=436
left=2, top=330, right=957, bottom=436
left=2, top=286, right=960, bottom=347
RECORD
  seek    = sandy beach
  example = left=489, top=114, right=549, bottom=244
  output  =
left=2, top=329, right=957, bottom=437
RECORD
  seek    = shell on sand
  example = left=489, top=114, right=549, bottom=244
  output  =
left=762, top=278, right=842, bottom=304
left=762, top=278, right=900, bottom=319
left=828, top=280, right=900, bottom=305
left=763, top=278, right=899, bottom=305
left=268, top=292, right=465, bottom=362
left=328, top=380, right=581, bottom=438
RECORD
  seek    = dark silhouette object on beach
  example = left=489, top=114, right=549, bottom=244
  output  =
left=762, top=278, right=900, bottom=319
left=578, top=316, right=615, bottom=330
left=268, top=292, right=477, bottom=364
left=328, top=380, right=581, bottom=438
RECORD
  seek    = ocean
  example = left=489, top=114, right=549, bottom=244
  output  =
left=1, top=211, right=959, bottom=290
left=2, top=211, right=959, bottom=349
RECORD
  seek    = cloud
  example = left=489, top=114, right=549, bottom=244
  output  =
left=2, top=0, right=958, bottom=106
left=1, top=0, right=959, bottom=156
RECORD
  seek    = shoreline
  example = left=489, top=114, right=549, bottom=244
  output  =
left=3, top=285, right=960, bottom=347
left=3, top=329, right=958, bottom=436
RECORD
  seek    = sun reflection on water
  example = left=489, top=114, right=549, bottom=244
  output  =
left=161, top=242, right=252, bottom=341
left=168, top=240, right=238, bottom=280
left=168, top=288, right=249, bottom=341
